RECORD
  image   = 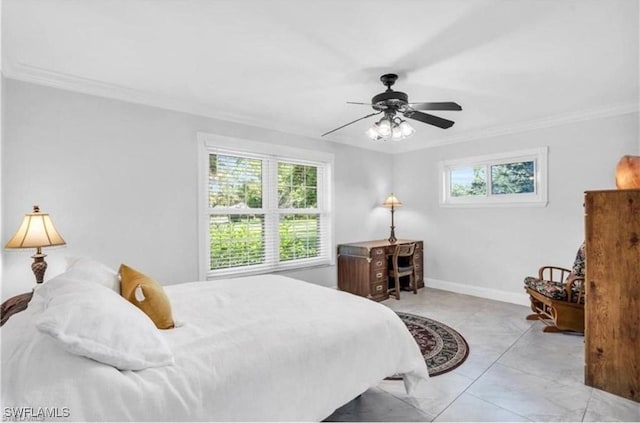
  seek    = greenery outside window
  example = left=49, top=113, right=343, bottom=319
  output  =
left=439, top=147, right=548, bottom=207
left=199, top=134, right=333, bottom=279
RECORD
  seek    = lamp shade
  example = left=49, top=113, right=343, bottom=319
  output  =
left=382, top=194, right=402, bottom=208
left=5, top=206, right=66, bottom=249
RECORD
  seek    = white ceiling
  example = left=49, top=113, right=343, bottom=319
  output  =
left=3, top=0, right=639, bottom=153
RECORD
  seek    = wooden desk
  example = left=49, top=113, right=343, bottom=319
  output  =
left=337, top=239, right=424, bottom=301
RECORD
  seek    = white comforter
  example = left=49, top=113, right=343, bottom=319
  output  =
left=2, top=275, right=428, bottom=421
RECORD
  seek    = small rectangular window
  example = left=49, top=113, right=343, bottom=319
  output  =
left=490, top=161, right=535, bottom=195
left=439, top=148, right=548, bottom=207
left=450, top=166, right=487, bottom=197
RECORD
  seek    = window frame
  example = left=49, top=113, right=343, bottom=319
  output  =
left=438, top=147, right=548, bottom=207
left=198, top=133, right=334, bottom=280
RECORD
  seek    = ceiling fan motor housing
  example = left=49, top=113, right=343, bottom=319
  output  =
left=371, top=90, right=409, bottom=111
left=371, top=73, right=409, bottom=111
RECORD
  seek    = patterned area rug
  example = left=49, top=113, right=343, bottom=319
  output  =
left=390, top=312, right=469, bottom=378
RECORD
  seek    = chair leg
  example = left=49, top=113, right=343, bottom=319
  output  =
left=394, top=275, right=400, bottom=300
left=526, top=313, right=547, bottom=321
left=411, top=272, right=417, bottom=294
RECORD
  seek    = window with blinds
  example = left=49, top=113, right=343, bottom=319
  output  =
left=204, top=148, right=332, bottom=277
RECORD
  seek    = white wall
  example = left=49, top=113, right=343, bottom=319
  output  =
left=3, top=78, right=638, bottom=303
left=1, top=79, right=393, bottom=299
left=393, top=113, right=639, bottom=304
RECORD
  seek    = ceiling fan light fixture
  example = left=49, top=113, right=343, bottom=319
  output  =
left=366, top=115, right=415, bottom=141
left=365, top=126, right=381, bottom=140
left=391, top=127, right=403, bottom=141
left=377, top=118, right=392, bottom=136
left=399, top=120, right=415, bottom=137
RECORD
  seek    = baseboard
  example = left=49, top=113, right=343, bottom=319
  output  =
left=426, top=278, right=530, bottom=307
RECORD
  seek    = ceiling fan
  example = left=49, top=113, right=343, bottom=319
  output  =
left=322, top=73, right=462, bottom=141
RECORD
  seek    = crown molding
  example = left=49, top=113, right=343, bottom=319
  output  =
left=1, top=62, right=329, bottom=142
left=4, top=62, right=637, bottom=155
left=392, top=101, right=639, bottom=154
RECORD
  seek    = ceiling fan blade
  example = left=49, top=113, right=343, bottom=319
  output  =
left=346, top=101, right=373, bottom=105
left=321, top=111, right=383, bottom=137
left=409, top=102, right=462, bottom=111
left=405, top=111, right=455, bottom=129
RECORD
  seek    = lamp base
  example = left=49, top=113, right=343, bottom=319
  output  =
left=388, top=226, right=397, bottom=244
left=31, top=253, right=48, bottom=284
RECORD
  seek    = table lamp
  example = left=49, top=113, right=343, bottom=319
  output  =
left=5, top=205, right=66, bottom=284
left=382, top=193, right=402, bottom=244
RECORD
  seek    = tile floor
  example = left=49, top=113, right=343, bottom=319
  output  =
left=326, top=288, right=640, bottom=422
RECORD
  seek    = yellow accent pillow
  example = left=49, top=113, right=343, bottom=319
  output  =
left=119, top=264, right=175, bottom=329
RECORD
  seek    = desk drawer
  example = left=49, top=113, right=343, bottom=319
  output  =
left=370, top=281, right=388, bottom=300
left=414, top=242, right=424, bottom=288
left=370, top=267, right=387, bottom=283
left=371, top=256, right=386, bottom=270
left=371, top=247, right=386, bottom=259
left=413, top=260, right=422, bottom=272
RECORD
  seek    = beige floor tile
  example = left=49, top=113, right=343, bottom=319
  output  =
left=410, top=372, right=476, bottom=416
left=497, top=323, right=585, bottom=385
left=468, top=363, right=593, bottom=421
left=434, top=392, right=533, bottom=422
left=583, top=388, right=640, bottom=422
left=449, top=342, right=504, bottom=380
left=325, top=387, right=435, bottom=422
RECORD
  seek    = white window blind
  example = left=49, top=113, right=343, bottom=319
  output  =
left=200, top=137, right=333, bottom=278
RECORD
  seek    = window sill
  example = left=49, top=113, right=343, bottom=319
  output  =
left=440, top=198, right=548, bottom=208
left=206, top=258, right=333, bottom=280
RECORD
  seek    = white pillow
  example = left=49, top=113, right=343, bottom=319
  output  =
left=35, top=278, right=174, bottom=371
left=63, top=256, right=120, bottom=292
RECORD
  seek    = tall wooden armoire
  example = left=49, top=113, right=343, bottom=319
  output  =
left=584, top=189, right=640, bottom=402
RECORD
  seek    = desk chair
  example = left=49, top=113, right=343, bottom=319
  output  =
left=388, top=243, right=417, bottom=300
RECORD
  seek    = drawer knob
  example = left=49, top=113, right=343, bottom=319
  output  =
left=375, top=285, right=383, bottom=292
left=376, top=272, right=383, bottom=278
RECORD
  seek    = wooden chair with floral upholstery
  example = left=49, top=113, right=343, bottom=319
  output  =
left=523, top=243, right=585, bottom=333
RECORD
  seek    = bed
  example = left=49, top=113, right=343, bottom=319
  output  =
left=1, top=264, right=429, bottom=421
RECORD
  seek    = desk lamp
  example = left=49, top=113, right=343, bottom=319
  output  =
left=5, top=205, right=66, bottom=284
left=382, top=194, right=402, bottom=244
